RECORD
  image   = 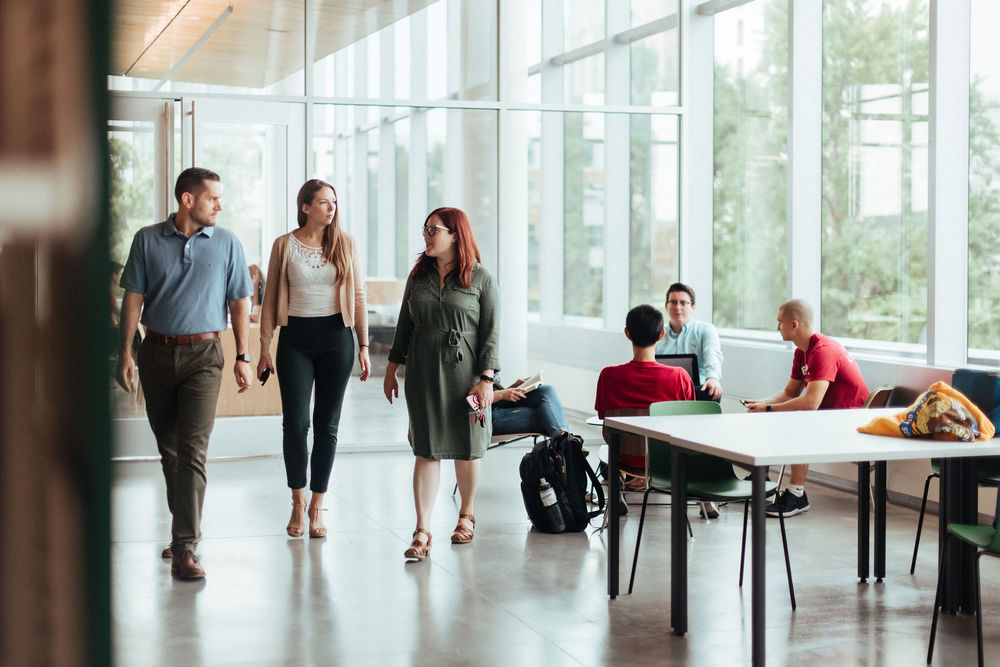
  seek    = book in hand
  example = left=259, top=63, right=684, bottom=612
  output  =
left=517, top=372, right=543, bottom=393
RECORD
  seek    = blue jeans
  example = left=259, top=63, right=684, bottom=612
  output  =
left=492, top=384, right=569, bottom=437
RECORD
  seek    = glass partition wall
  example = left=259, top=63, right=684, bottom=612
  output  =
left=107, top=0, right=681, bottom=447
left=108, top=1, right=1000, bottom=445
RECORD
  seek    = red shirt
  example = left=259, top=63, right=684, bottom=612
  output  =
left=595, top=361, right=695, bottom=467
left=791, top=334, right=868, bottom=409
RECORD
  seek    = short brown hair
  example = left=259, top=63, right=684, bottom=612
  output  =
left=174, top=167, right=220, bottom=204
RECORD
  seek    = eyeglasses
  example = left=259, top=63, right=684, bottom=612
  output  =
left=422, top=224, right=451, bottom=237
left=667, top=299, right=692, bottom=307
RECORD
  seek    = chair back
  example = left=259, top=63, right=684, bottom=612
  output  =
left=863, top=386, right=893, bottom=409
left=647, top=401, right=728, bottom=484
left=886, top=385, right=920, bottom=408
left=602, top=407, right=649, bottom=472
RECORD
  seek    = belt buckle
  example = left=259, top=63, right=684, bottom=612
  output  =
left=164, top=334, right=178, bottom=345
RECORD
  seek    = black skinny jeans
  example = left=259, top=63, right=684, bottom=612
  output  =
left=276, top=314, right=354, bottom=493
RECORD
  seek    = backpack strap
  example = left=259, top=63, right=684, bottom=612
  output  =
left=582, top=456, right=605, bottom=518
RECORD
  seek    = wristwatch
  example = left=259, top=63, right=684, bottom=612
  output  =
left=480, top=373, right=496, bottom=383
left=235, top=353, right=251, bottom=363
left=765, top=404, right=772, bottom=412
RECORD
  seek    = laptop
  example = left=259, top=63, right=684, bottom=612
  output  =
left=655, top=353, right=699, bottom=388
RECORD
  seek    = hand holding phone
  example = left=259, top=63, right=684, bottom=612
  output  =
left=740, top=399, right=750, bottom=406
left=466, top=394, right=480, bottom=410
left=261, top=367, right=271, bottom=386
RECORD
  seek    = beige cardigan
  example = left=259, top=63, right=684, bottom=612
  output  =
left=258, top=231, right=368, bottom=357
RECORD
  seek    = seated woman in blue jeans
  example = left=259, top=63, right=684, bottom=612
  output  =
left=492, top=379, right=569, bottom=437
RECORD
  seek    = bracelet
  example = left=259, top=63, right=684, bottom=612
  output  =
left=479, top=374, right=495, bottom=383
left=359, top=344, right=369, bottom=348
left=765, top=404, right=772, bottom=412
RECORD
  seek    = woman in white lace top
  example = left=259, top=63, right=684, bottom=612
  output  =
left=258, top=179, right=370, bottom=538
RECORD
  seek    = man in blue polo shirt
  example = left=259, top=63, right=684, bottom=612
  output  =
left=116, top=167, right=253, bottom=580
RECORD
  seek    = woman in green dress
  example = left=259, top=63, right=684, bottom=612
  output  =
left=383, top=207, right=500, bottom=560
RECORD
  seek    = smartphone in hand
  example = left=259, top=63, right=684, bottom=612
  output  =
left=466, top=394, right=480, bottom=410
left=739, top=399, right=750, bottom=406
left=261, top=367, right=271, bottom=386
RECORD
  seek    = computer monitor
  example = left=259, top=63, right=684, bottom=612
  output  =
left=655, top=353, right=699, bottom=389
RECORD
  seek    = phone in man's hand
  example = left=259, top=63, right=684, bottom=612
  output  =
left=466, top=394, right=480, bottom=410
left=261, top=368, right=271, bottom=386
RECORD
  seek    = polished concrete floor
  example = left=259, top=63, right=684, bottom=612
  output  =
left=112, top=447, right=1000, bottom=666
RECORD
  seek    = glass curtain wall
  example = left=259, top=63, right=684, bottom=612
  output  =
left=712, top=0, right=788, bottom=332
left=521, top=1, right=681, bottom=324
left=968, top=0, right=1000, bottom=357
left=820, top=0, right=929, bottom=344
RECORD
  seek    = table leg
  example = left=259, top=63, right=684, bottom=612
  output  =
left=671, top=448, right=688, bottom=636
left=874, top=461, right=887, bottom=582
left=751, top=466, right=767, bottom=667
left=940, top=457, right=978, bottom=612
left=857, top=461, right=871, bottom=583
left=608, top=431, right=620, bottom=599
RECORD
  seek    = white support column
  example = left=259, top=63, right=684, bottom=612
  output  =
left=927, top=0, right=970, bottom=366
left=786, top=0, right=823, bottom=325
left=498, top=0, right=529, bottom=374
left=377, top=32, right=396, bottom=275
left=408, top=10, right=429, bottom=262
left=539, top=0, right=565, bottom=323
left=682, top=2, right=715, bottom=315
left=603, top=0, right=629, bottom=327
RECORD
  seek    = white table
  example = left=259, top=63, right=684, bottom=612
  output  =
left=604, top=408, right=1000, bottom=667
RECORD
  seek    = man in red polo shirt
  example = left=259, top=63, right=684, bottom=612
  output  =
left=745, top=299, right=868, bottom=517
left=595, top=304, right=696, bottom=504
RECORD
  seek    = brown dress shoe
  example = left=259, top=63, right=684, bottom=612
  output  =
left=171, top=551, right=206, bottom=579
left=162, top=532, right=203, bottom=559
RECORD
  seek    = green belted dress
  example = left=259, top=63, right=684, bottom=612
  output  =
left=387, top=263, right=501, bottom=460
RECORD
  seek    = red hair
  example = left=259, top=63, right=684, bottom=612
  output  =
left=411, top=207, right=482, bottom=288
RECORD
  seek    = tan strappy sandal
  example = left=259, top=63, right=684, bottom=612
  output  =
left=286, top=502, right=307, bottom=538
left=404, top=529, right=432, bottom=560
left=451, top=513, right=475, bottom=544
left=308, top=506, right=327, bottom=538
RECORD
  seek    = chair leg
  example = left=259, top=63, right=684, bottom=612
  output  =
left=911, top=472, right=936, bottom=574
left=739, top=500, right=749, bottom=588
left=927, top=533, right=949, bottom=664
left=976, top=552, right=984, bottom=667
left=777, top=505, right=796, bottom=610
left=627, top=488, right=654, bottom=595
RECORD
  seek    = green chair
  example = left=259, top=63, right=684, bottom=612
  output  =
left=926, top=493, right=1000, bottom=666
left=627, top=400, right=795, bottom=610
left=910, top=458, right=1000, bottom=574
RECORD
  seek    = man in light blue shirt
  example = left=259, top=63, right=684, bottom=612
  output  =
left=654, top=282, right=724, bottom=402
left=116, top=167, right=252, bottom=580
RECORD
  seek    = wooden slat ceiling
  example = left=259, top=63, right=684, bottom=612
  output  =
left=112, top=0, right=435, bottom=89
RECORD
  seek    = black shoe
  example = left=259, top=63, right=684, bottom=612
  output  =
left=765, top=489, right=810, bottom=517
left=698, top=501, right=719, bottom=519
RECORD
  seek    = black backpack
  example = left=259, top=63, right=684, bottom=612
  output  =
left=519, top=432, right=605, bottom=533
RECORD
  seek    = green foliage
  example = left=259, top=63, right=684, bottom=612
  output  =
left=712, top=0, right=788, bottom=331
left=108, top=136, right=154, bottom=264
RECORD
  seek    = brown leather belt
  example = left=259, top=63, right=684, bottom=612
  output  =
left=147, top=330, right=221, bottom=345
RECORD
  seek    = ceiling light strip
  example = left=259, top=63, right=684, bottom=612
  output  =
left=122, top=0, right=194, bottom=76
left=153, top=5, right=234, bottom=91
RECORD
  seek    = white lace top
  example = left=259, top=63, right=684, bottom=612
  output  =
left=286, top=234, right=340, bottom=317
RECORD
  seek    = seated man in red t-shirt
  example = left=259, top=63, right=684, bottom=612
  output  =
left=595, top=304, right=696, bottom=488
left=745, top=299, right=869, bottom=518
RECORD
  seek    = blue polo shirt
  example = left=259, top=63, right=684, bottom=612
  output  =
left=120, top=214, right=252, bottom=335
